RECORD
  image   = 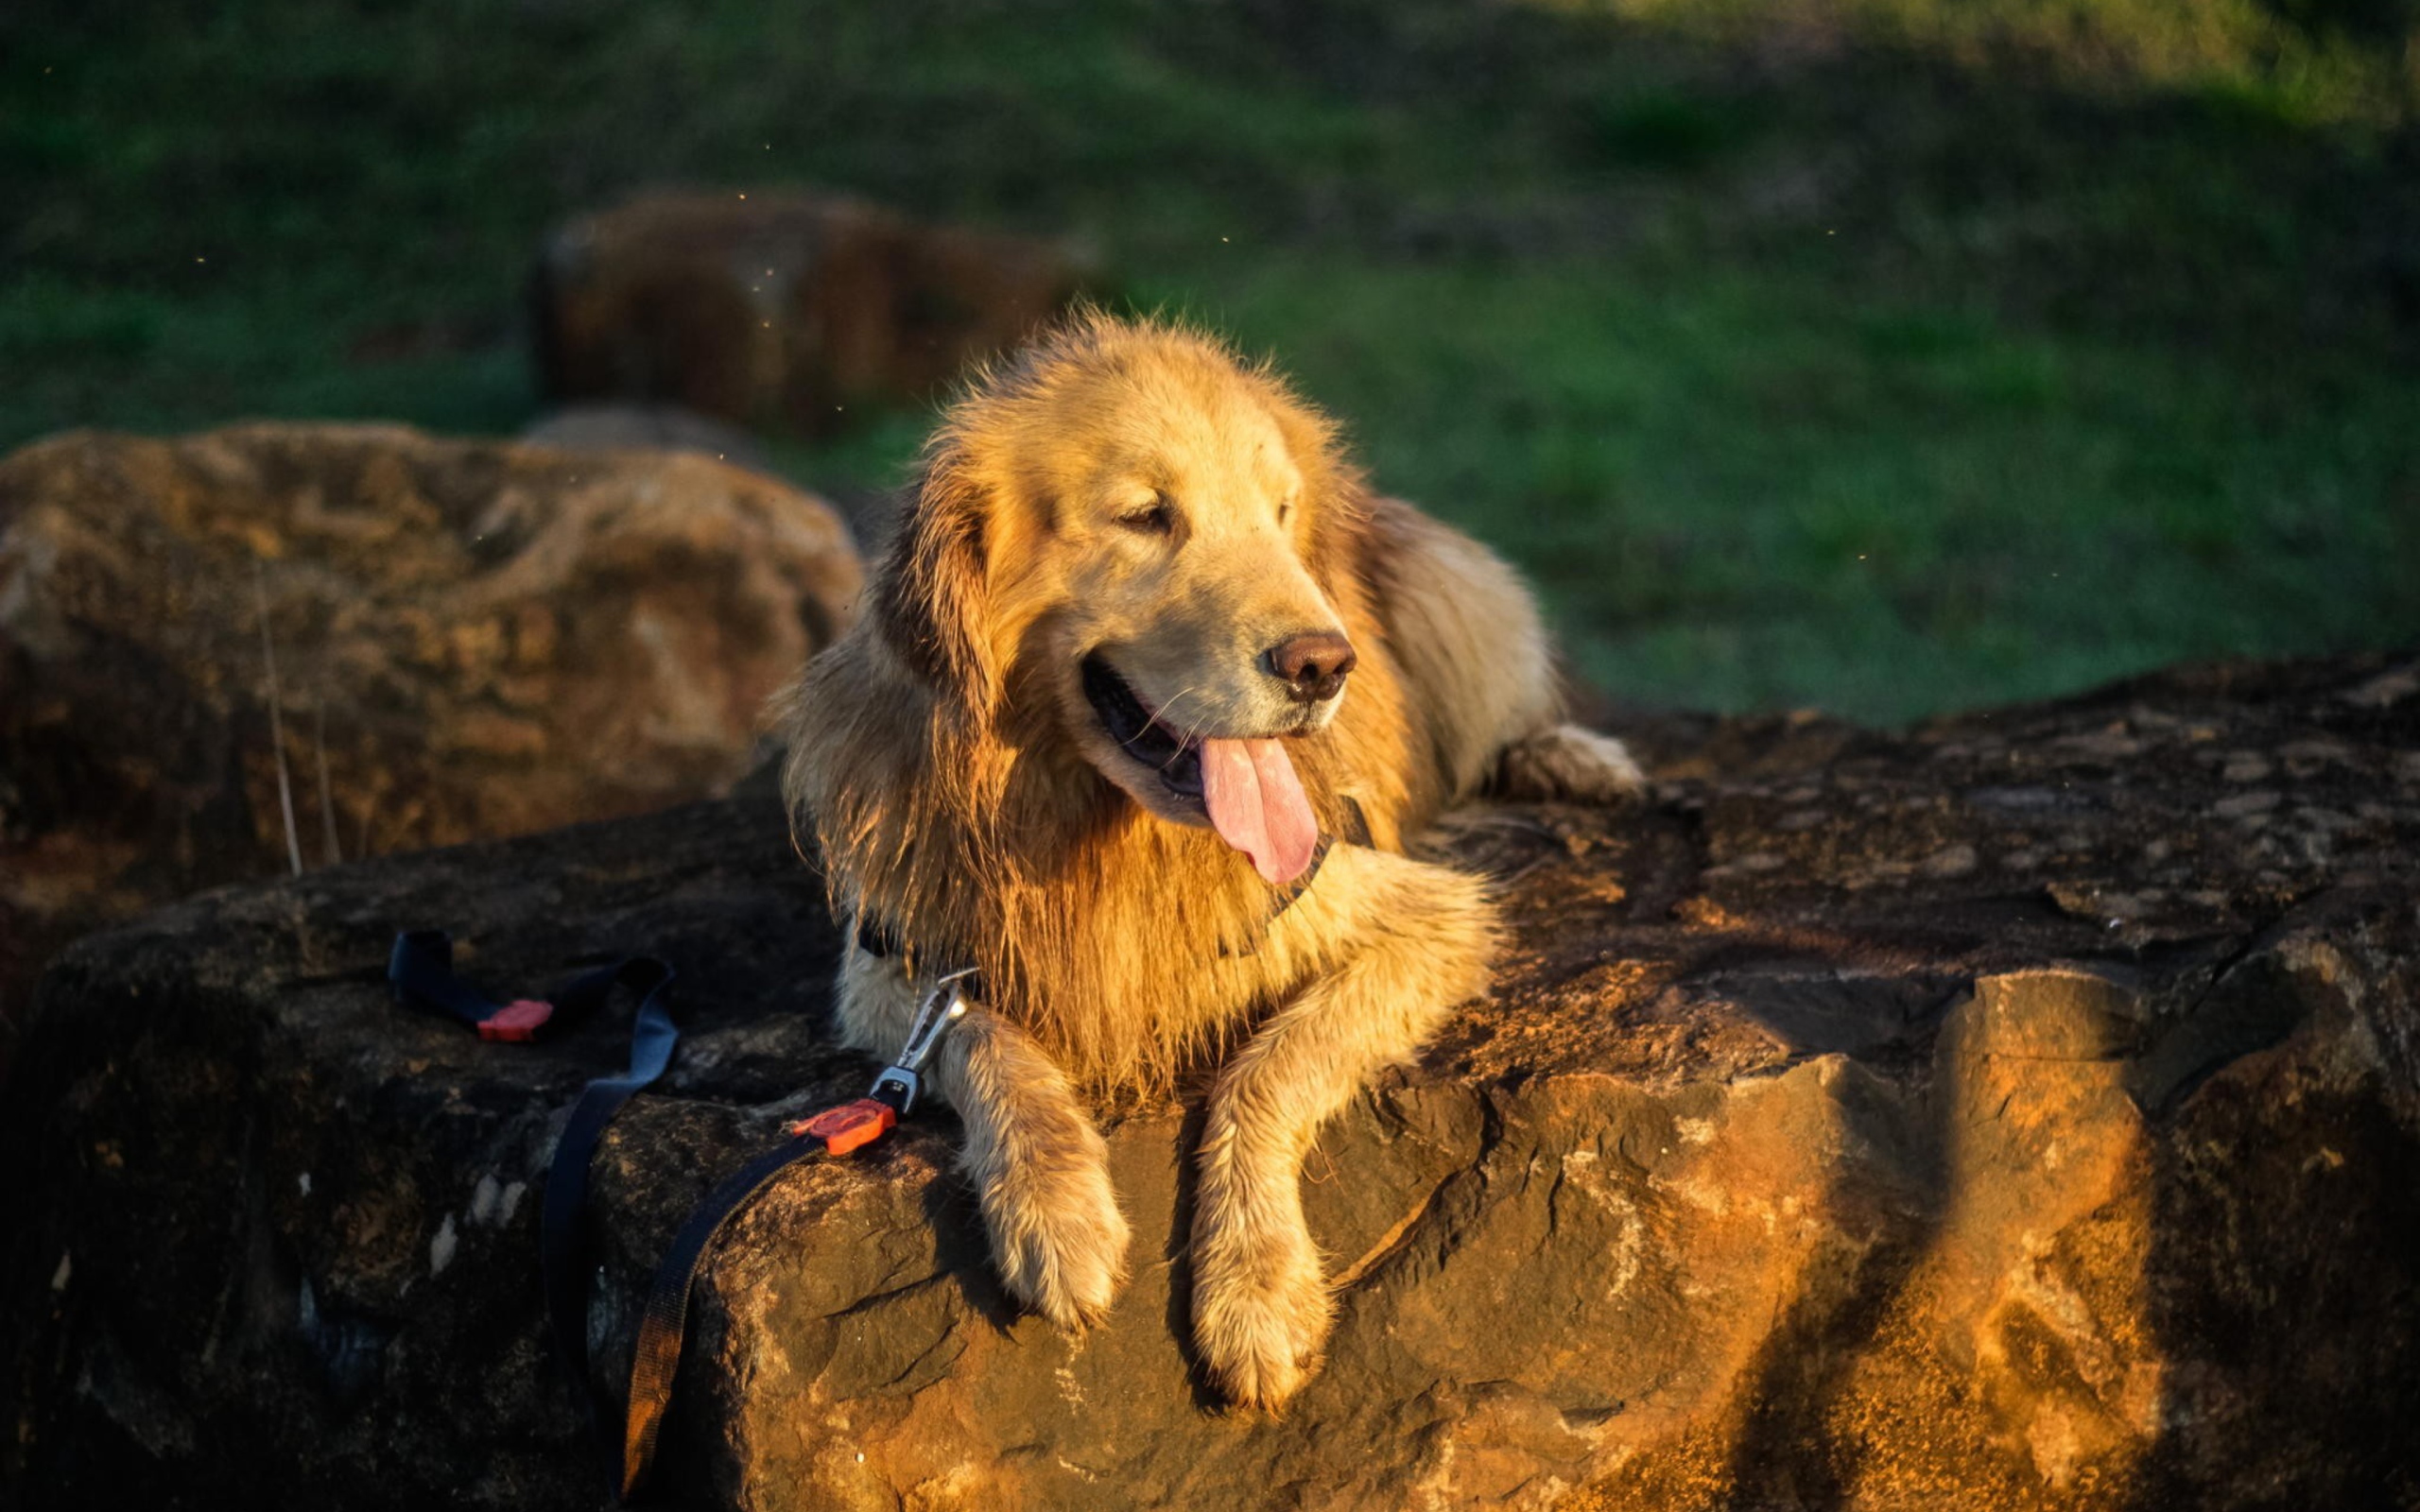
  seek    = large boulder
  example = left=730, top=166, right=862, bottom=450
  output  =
left=5, top=652, right=2417, bottom=1509
left=0, top=423, right=864, bottom=1054
left=532, top=189, right=1090, bottom=436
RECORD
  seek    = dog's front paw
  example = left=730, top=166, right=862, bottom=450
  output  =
left=1191, top=1214, right=1333, bottom=1411
left=979, top=1143, right=1131, bottom=1330
left=1495, top=723, right=1649, bottom=805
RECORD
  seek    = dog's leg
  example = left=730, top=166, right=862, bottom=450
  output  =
left=1491, top=722, right=1648, bottom=804
left=935, top=1009, right=1131, bottom=1328
left=1190, top=849, right=1494, bottom=1408
left=1363, top=495, right=1647, bottom=806
left=834, top=945, right=1130, bottom=1329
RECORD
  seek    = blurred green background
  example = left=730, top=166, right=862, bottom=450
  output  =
left=5, top=0, right=2416, bottom=722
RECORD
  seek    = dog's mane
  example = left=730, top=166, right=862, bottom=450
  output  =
left=779, top=314, right=1438, bottom=1087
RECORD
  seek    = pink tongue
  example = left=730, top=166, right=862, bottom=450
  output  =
left=1199, top=737, right=1321, bottom=886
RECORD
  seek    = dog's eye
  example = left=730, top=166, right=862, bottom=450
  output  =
left=1116, top=497, right=1174, bottom=535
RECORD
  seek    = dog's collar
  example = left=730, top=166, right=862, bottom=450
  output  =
left=853, top=911, right=939, bottom=972
left=855, top=799, right=1371, bottom=979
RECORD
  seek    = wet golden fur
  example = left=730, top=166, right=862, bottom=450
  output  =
left=776, top=313, right=1642, bottom=1405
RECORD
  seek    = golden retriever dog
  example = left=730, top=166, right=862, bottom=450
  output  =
left=776, top=313, right=1642, bottom=1407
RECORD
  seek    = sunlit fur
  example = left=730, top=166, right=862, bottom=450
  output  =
left=775, top=312, right=1643, bottom=1406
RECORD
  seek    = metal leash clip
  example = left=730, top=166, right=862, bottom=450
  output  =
left=868, top=966, right=976, bottom=1116
left=786, top=966, right=976, bottom=1153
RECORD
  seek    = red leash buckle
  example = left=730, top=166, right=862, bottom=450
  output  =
left=477, top=998, right=555, bottom=1042
left=788, top=1097, right=897, bottom=1157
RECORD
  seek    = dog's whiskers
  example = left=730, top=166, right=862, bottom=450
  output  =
left=1166, top=694, right=1244, bottom=778
left=1167, top=703, right=1224, bottom=772
left=1139, top=683, right=1212, bottom=772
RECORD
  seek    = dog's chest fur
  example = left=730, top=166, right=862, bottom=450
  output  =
left=791, top=627, right=1435, bottom=1088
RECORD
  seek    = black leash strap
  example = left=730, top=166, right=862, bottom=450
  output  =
left=531, top=965, right=677, bottom=1486
left=390, top=933, right=680, bottom=1486
left=389, top=927, right=643, bottom=1043
left=618, top=1128, right=829, bottom=1495
left=387, top=929, right=942, bottom=1503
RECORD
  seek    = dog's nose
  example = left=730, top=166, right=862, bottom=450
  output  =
left=1266, top=631, right=1357, bottom=703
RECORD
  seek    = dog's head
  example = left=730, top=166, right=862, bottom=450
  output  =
left=875, top=315, right=1366, bottom=885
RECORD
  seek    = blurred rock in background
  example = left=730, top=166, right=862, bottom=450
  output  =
left=0, top=422, right=863, bottom=1051
left=517, top=404, right=903, bottom=547
left=518, top=404, right=773, bottom=474
left=531, top=189, right=1092, bottom=437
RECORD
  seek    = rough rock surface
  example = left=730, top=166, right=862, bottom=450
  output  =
left=6, top=653, right=2418, bottom=1510
left=0, top=423, right=863, bottom=1053
left=533, top=189, right=1088, bottom=436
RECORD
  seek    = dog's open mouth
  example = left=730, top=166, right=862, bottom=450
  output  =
left=1081, top=653, right=1205, bottom=801
left=1080, top=653, right=1322, bottom=887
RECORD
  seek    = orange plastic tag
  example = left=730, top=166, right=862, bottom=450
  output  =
left=789, top=1098, right=896, bottom=1157
left=477, top=999, right=555, bottom=1042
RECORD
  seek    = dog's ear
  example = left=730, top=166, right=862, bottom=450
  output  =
left=875, top=447, right=1001, bottom=715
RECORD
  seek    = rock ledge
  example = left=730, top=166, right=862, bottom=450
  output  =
left=6, top=653, right=2418, bottom=1510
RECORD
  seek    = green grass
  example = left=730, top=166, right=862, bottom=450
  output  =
left=1200, top=257, right=2420, bottom=715
left=4, top=0, right=2416, bottom=721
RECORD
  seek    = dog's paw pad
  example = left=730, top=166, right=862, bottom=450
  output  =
left=1495, top=724, right=1648, bottom=806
